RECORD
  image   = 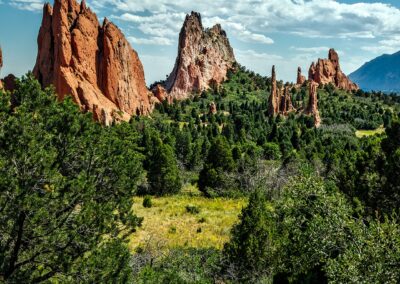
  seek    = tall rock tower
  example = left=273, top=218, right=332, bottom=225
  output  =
left=268, top=65, right=279, bottom=116
left=165, top=12, right=236, bottom=100
left=0, top=46, right=3, bottom=90
left=33, top=0, right=153, bottom=124
left=305, top=81, right=321, bottom=127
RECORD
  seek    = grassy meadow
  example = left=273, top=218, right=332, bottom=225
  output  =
left=355, top=126, right=385, bottom=138
left=129, top=185, right=247, bottom=251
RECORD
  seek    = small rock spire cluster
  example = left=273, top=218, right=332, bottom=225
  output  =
left=308, top=48, right=358, bottom=92
left=33, top=0, right=153, bottom=125
left=268, top=65, right=321, bottom=127
left=268, top=66, right=295, bottom=116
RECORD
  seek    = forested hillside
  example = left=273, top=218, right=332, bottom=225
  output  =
left=1, top=68, right=400, bottom=283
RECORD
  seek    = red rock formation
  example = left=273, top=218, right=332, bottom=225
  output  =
left=209, top=101, right=217, bottom=115
left=33, top=0, right=152, bottom=124
left=280, top=86, right=295, bottom=115
left=268, top=65, right=280, bottom=116
left=165, top=12, right=236, bottom=100
left=3, top=74, right=17, bottom=92
left=296, top=66, right=306, bottom=85
left=0, top=46, right=3, bottom=73
left=152, top=84, right=168, bottom=102
left=308, top=49, right=358, bottom=92
left=0, top=47, right=3, bottom=90
left=305, top=81, right=321, bottom=127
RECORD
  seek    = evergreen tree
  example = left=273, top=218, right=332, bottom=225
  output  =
left=148, top=140, right=182, bottom=195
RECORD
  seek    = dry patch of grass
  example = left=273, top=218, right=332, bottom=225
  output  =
left=129, top=186, right=246, bottom=251
left=355, top=126, right=385, bottom=138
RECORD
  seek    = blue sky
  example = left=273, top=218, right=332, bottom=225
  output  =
left=1, top=0, right=400, bottom=84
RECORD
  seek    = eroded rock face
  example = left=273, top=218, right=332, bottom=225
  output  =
left=280, top=86, right=295, bottom=115
left=308, top=49, right=358, bottom=92
left=152, top=84, right=168, bottom=102
left=297, top=66, right=306, bottom=85
left=209, top=101, right=217, bottom=115
left=268, top=66, right=295, bottom=117
left=0, top=46, right=3, bottom=89
left=165, top=12, right=236, bottom=100
left=0, top=46, right=3, bottom=73
left=33, top=0, right=152, bottom=124
left=306, top=81, right=321, bottom=127
left=3, top=74, right=17, bottom=92
left=268, top=65, right=279, bottom=116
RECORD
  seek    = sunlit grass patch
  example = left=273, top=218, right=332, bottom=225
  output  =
left=129, top=187, right=246, bottom=252
left=355, top=126, right=385, bottom=138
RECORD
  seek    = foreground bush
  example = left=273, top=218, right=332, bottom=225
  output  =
left=224, top=172, right=400, bottom=283
left=0, top=75, right=142, bottom=282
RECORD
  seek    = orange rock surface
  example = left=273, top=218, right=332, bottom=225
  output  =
left=306, top=81, right=321, bottom=127
left=165, top=12, right=236, bottom=100
left=268, top=65, right=280, bottom=116
left=296, top=66, right=306, bottom=85
left=308, top=49, right=358, bottom=92
left=33, top=0, right=152, bottom=124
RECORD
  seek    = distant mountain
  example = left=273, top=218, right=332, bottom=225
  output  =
left=349, top=51, right=400, bottom=92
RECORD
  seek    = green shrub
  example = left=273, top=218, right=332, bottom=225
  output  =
left=198, top=217, right=207, bottom=223
left=185, top=205, right=200, bottom=214
left=142, top=196, right=153, bottom=208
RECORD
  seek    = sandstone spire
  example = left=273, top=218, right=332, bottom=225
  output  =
left=0, top=46, right=3, bottom=72
left=209, top=101, right=217, bottom=115
left=296, top=66, right=306, bottom=85
left=308, top=48, right=358, bottom=92
left=0, top=46, right=3, bottom=89
left=306, top=81, right=321, bottom=127
left=268, top=65, right=280, bottom=116
left=33, top=0, right=152, bottom=124
left=165, top=11, right=236, bottom=100
left=280, top=85, right=295, bottom=115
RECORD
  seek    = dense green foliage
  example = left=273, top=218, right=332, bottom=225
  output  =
left=225, top=173, right=400, bottom=283
left=0, top=75, right=143, bottom=282
left=1, top=66, right=400, bottom=283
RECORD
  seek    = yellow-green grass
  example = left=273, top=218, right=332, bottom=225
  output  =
left=355, top=126, right=385, bottom=138
left=129, top=186, right=247, bottom=252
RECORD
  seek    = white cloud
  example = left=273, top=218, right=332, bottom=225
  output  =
left=89, top=0, right=400, bottom=38
left=8, top=0, right=400, bottom=84
left=127, top=36, right=173, bottom=46
left=291, top=46, right=331, bottom=54
left=9, top=0, right=44, bottom=11
left=361, top=35, right=400, bottom=55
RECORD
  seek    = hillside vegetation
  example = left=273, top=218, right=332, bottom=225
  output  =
left=1, top=70, right=400, bottom=283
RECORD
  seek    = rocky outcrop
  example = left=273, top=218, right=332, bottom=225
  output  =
left=165, top=12, right=236, bottom=100
left=308, top=49, right=358, bottom=92
left=209, top=101, right=217, bottom=115
left=280, top=86, right=295, bottom=115
left=305, top=81, right=321, bottom=127
left=33, top=0, right=152, bottom=124
left=3, top=74, right=17, bottom=92
left=0, top=46, right=3, bottom=90
left=297, top=67, right=306, bottom=85
left=153, top=84, right=168, bottom=102
left=268, top=65, right=279, bottom=116
left=268, top=66, right=295, bottom=117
